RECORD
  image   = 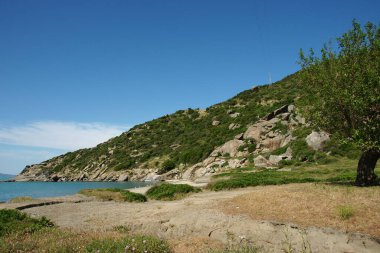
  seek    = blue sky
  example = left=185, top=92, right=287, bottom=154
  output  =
left=0, top=0, right=379, bottom=174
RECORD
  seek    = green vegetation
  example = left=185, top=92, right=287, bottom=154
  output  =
left=146, top=183, right=201, bottom=200
left=86, top=235, right=171, bottom=253
left=0, top=209, right=53, bottom=237
left=208, top=158, right=380, bottom=191
left=36, top=72, right=302, bottom=176
left=337, top=205, right=355, bottom=220
left=79, top=188, right=147, bottom=202
left=298, top=20, right=380, bottom=186
left=0, top=209, right=171, bottom=252
left=157, top=159, right=176, bottom=174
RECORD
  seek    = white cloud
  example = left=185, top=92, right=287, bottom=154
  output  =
left=0, top=121, right=129, bottom=150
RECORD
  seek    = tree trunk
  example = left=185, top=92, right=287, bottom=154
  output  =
left=355, top=149, right=380, bottom=186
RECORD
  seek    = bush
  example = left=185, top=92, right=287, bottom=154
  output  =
left=79, top=188, right=147, bottom=202
left=0, top=209, right=54, bottom=237
left=157, top=159, right=176, bottom=174
left=146, top=183, right=201, bottom=200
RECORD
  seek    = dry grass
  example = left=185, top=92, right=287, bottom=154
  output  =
left=220, top=183, right=380, bottom=238
left=0, top=228, right=123, bottom=252
left=79, top=189, right=126, bottom=201
left=79, top=188, right=147, bottom=202
left=8, top=196, right=34, bottom=203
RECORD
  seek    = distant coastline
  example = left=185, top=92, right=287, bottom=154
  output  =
left=0, top=173, right=15, bottom=181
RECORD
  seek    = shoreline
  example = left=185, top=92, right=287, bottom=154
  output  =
left=0, top=179, right=207, bottom=203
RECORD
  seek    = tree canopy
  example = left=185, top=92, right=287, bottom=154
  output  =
left=298, top=20, right=380, bottom=186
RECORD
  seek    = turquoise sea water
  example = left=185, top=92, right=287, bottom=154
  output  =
left=0, top=181, right=151, bottom=202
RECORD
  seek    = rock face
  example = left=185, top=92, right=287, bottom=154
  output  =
left=306, top=131, right=330, bottom=151
left=210, top=139, right=244, bottom=157
left=182, top=104, right=307, bottom=179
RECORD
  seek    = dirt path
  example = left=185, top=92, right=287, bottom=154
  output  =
left=1, top=184, right=379, bottom=253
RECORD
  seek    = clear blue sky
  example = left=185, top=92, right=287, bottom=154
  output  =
left=0, top=0, right=379, bottom=174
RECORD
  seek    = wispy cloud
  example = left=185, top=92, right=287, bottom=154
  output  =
left=0, top=121, right=129, bottom=150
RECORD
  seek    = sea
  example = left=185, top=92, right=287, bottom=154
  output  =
left=0, top=181, right=152, bottom=202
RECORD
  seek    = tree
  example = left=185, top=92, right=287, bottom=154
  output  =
left=298, top=20, right=380, bottom=186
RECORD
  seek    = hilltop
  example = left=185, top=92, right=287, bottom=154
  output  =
left=15, top=73, right=359, bottom=182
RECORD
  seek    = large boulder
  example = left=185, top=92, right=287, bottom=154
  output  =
left=254, top=155, right=272, bottom=168
left=144, top=172, right=161, bottom=182
left=243, top=124, right=264, bottom=142
left=268, top=147, right=293, bottom=165
left=261, top=135, right=287, bottom=151
left=306, top=131, right=330, bottom=151
left=117, top=174, right=129, bottom=182
left=210, top=139, right=244, bottom=157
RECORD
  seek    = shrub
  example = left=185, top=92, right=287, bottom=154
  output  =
left=146, top=183, right=201, bottom=200
left=337, top=205, right=355, bottom=220
left=157, top=159, right=176, bottom=175
left=0, top=209, right=54, bottom=237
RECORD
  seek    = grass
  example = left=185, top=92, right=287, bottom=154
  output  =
left=208, top=158, right=379, bottom=191
left=146, top=183, right=201, bottom=201
left=79, top=188, right=147, bottom=202
left=220, top=183, right=380, bottom=238
left=86, top=235, right=170, bottom=253
left=337, top=205, right=355, bottom=220
left=0, top=209, right=172, bottom=252
left=0, top=209, right=53, bottom=237
left=8, top=196, right=34, bottom=203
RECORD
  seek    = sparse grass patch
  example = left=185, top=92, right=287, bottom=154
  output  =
left=0, top=209, right=171, bottom=252
left=87, top=235, right=170, bottom=253
left=146, top=183, right=201, bottom=200
left=337, top=205, right=355, bottom=220
left=8, top=196, right=34, bottom=203
left=209, top=158, right=375, bottom=191
left=0, top=209, right=53, bottom=237
left=79, top=188, right=147, bottom=202
left=0, top=226, right=172, bottom=253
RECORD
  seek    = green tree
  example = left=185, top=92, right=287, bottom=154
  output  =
left=298, top=20, right=380, bottom=186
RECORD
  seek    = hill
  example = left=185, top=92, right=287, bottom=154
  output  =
left=0, top=173, right=15, bottom=180
left=15, top=73, right=359, bottom=182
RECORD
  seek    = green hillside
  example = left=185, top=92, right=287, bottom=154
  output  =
left=17, top=72, right=360, bottom=181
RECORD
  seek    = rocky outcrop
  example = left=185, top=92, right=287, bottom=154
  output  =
left=210, top=139, right=245, bottom=157
left=182, top=104, right=304, bottom=179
